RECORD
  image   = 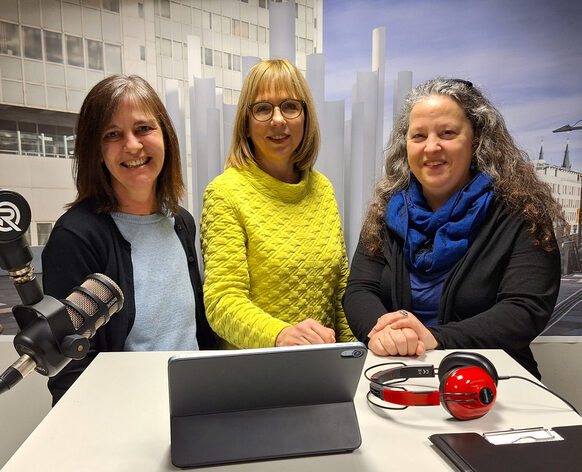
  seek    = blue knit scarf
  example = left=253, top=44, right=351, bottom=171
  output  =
left=385, top=172, right=494, bottom=273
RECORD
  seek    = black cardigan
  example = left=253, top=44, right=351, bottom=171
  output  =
left=42, top=199, right=216, bottom=404
left=343, top=200, right=561, bottom=379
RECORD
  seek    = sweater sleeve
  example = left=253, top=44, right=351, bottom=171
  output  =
left=42, top=221, right=104, bottom=404
left=333, top=242, right=357, bottom=342
left=343, top=236, right=392, bottom=343
left=200, top=184, right=291, bottom=348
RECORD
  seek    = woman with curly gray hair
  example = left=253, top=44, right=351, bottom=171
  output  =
left=343, top=78, right=562, bottom=378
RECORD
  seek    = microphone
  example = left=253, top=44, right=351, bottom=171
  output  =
left=0, top=273, right=124, bottom=394
left=0, top=189, right=44, bottom=305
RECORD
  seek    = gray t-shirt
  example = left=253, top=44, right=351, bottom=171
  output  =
left=112, top=211, right=199, bottom=351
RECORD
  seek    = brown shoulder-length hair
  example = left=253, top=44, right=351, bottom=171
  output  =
left=225, top=58, right=320, bottom=171
left=362, top=77, right=564, bottom=254
left=69, top=74, right=184, bottom=215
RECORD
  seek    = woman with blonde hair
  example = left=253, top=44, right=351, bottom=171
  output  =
left=344, top=78, right=562, bottom=378
left=201, top=58, right=354, bottom=349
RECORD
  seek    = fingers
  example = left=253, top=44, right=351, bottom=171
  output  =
left=275, top=319, right=335, bottom=347
left=368, top=310, right=410, bottom=337
left=390, top=316, right=439, bottom=351
left=368, top=325, right=419, bottom=357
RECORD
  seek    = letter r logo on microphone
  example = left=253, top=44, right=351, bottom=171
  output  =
left=0, top=200, right=22, bottom=233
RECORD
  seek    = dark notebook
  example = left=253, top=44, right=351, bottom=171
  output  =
left=429, top=425, right=582, bottom=472
left=168, top=342, right=367, bottom=468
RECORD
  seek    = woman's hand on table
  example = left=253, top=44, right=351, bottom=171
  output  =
left=367, top=310, right=438, bottom=356
left=275, top=318, right=336, bottom=346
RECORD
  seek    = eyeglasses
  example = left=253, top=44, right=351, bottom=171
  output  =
left=248, top=99, right=305, bottom=122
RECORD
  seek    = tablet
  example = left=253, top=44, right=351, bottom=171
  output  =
left=168, top=342, right=367, bottom=468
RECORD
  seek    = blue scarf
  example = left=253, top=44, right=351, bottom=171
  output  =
left=386, top=172, right=494, bottom=273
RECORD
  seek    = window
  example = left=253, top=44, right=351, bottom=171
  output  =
left=213, top=50, right=222, bottom=68
left=223, top=51, right=231, bottom=70
left=259, top=0, right=267, bottom=7
left=232, top=19, right=240, bottom=36
left=204, top=47, right=212, bottom=66
left=0, top=119, right=18, bottom=154
left=138, top=2, right=144, bottom=18
left=19, top=122, right=41, bottom=156
left=221, top=16, right=230, bottom=34
left=104, top=43, right=122, bottom=73
left=44, top=31, right=63, bottom=63
left=203, top=11, right=212, bottom=29
left=233, top=54, right=240, bottom=71
left=161, top=38, right=171, bottom=57
left=66, top=35, right=84, bottom=66
left=258, top=26, right=266, bottom=43
left=86, top=39, right=103, bottom=70
left=158, top=0, right=170, bottom=18
left=23, top=26, right=42, bottom=60
left=103, top=0, right=120, bottom=13
left=140, top=45, right=146, bottom=61
left=37, top=223, right=53, bottom=246
left=241, top=21, right=249, bottom=38
left=0, top=22, right=20, bottom=56
left=172, top=41, right=182, bottom=60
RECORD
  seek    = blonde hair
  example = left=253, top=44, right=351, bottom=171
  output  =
left=225, top=58, right=320, bottom=171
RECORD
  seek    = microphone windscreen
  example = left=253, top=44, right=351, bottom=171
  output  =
left=63, top=273, right=124, bottom=338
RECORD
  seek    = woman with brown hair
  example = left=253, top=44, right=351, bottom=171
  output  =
left=201, top=59, right=355, bottom=349
left=42, top=75, right=215, bottom=404
left=344, top=78, right=562, bottom=378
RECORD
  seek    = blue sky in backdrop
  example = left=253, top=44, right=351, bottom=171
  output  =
left=322, top=0, right=582, bottom=169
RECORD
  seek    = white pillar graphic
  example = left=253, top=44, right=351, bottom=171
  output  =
left=269, top=0, right=296, bottom=63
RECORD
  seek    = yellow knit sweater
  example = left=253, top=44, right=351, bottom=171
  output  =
left=200, top=162, right=355, bottom=349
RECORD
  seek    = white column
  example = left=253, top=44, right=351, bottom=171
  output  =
left=319, top=100, right=345, bottom=219
left=306, top=53, right=325, bottom=108
left=165, top=79, right=188, bottom=207
left=222, top=104, right=238, bottom=167
left=190, top=77, right=217, bottom=221
left=393, top=70, right=412, bottom=123
left=269, top=0, right=296, bottom=63
left=372, top=27, right=386, bottom=180
left=347, top=102, right=365, bottom=258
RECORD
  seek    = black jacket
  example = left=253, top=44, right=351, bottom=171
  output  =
left=42, top=199, right=216, bottom=404
left=344, top=200, right=560, bottom=379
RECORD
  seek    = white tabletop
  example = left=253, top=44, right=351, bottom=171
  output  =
left=3, top=349, right=581, bottom=471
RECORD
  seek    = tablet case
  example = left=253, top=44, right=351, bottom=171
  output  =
left=168, top=342, right=367, bottom=468
left=429, top=425, right=582, bottom=472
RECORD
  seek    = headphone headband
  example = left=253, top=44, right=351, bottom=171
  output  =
left=371, top=365, right=435, bottom=384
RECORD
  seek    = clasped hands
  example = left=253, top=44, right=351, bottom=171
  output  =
left=367, top=310, right=438, bottom=357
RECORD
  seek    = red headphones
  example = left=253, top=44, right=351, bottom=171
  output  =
left=369, top=352, right=498, bottom=420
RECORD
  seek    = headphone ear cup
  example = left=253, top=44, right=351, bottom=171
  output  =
left=438, top=353, right=498, bottom=420
left=439, top=366, right=497, bottom=420
left=438, top=352, right=499, bottom=385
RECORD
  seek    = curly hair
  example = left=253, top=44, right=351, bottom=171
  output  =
left=225, top=58, right=320, bottom=171
left=69, top=74, right=184, bottom=215
left=362, top=78, right=563, bottom=254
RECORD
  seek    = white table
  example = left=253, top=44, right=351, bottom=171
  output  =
left=3, top=349, right=581, bottom=471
